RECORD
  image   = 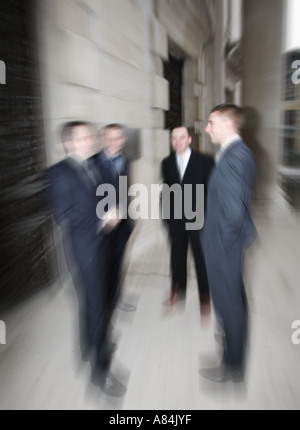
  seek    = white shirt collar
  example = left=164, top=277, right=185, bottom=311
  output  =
left=176, top=147, right=191, bottom=179
left=220, top=134, right=240, bottom=152
left=104, top=149, right=122, bottom=160
left=69, top=153, right=86, bottom=164
left=176, top=146, right=191, bottom=162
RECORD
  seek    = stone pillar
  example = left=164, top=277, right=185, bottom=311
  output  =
left=214, top=0, right=226, bottom=105
left=242, top=0, right=286, bottom=205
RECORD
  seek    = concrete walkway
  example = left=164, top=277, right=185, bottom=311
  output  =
left=0, top=195, right=300, bottom=410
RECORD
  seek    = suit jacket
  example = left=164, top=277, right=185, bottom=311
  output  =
left=94, top=150, right=133, bottom=241
left=202, top=139, right=256, bottom=284
left=161, top=150, right=215, bottom=231
left=46, top=157, right=103, bottom=277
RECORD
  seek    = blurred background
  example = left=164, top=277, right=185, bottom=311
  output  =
left=0, top=0, right=300, bottom=410
left=1, top=0, right=299, bottom=313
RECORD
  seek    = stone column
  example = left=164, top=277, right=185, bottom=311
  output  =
left=214, top=0, right=226, bottom=105
left=242, top=0, right=287, bottom=205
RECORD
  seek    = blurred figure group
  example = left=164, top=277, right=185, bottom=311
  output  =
left=47, top=102, right=257, bottom=399
left=47, top=121, right=134, bottom=398
left=161, top=104, right=256, bottom=385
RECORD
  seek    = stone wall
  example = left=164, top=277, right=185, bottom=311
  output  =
left=37, top=0, right=171, bottom=185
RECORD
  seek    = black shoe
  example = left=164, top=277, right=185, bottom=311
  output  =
left=99, top=372, right=127, bottom=397
left=231, top=369, right=244, bottom=383
left=199, top=366, right=230, bottom=383
left=116, top=301, right=136, bottom=312
left=199, top=366, right=244, bottom=384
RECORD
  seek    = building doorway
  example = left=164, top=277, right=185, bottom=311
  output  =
left=163, top=53, right=184, bottom=132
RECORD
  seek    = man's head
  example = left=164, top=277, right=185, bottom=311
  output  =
left=61, top=121, right=96, bottom=160
left=171, top=126, right=192, bottom=156
left=102, top=123, right=126, bottom=156
left=205, top=104, right=244, bottom=146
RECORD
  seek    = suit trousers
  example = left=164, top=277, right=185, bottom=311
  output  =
left=104, top=220, right=129, bottom=321
left=169, top=221, right=210, bottom=303
left=206, top=240, right=248, bottom=372
left=70, top=249, right=111, bottom=377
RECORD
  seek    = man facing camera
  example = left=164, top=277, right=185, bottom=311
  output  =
left=161, top=126, right=215, bottom=321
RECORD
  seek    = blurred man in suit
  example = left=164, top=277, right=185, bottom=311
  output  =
left=47, top=121, right=126, bottom=397
left=161, top=126, right=215, bottom=321
left=200, top=104, right=256, bottom=383
left=94, top=124, right=135, bottom=326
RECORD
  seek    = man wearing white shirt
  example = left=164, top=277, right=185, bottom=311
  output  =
left=176, top=146, right=192, bottom=180
left=161, top=126, right=215, bottom=321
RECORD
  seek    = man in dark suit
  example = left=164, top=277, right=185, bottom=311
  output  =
left=199, top=104, right=257, bottom=383
left=94, top=124, right=135, bottom=325
left=161, top=126, right=215, bottom=320
left=47, top=121, right=126, bottom=397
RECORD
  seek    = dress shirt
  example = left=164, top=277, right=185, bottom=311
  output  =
left=104, top=150, right=124, bottom=177
left=176, top=147, right=191, bottom=181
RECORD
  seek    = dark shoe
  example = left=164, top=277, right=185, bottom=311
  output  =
left=231, top=369, right=244, bottom=383
left=116, top=301, right=136, bottom=312
left=200, top=301, right=211, bottom=317
left=200, top=301, right=211, bottom=326
left=199, top=366, right=230, bottom=383
left=199, top=365, right=244, bottom=384
left=162, top=294, right=185, bottom=306
left=100, top=373, right=127, bottom=397
left=162, top=285, right=185, bottom=306
left=162, top=292, right=178, bottom=306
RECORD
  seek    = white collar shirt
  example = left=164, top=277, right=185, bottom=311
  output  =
left=215, top=134, right=240, bottom=164
left=176, top=147, right=192, bottom=180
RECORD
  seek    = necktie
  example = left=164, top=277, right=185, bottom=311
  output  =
left=108, top=156, right=122, bottom=195
left=84, top=159, right=98, bottom=185
left=110, top=155, right=123, bottom=178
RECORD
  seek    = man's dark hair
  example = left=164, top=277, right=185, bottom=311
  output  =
left=170, top=125, right=191, bottom=136
left=60, top=121, right=92, bottom=144
left=210, top=104, right=245, bottom=132
left=104, top=123, right=125, bottom=133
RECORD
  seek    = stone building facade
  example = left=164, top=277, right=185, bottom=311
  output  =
left=0, top=0, right=288, bottom=307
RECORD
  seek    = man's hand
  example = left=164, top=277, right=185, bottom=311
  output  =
left=102, top=206, right=122, bottom=232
